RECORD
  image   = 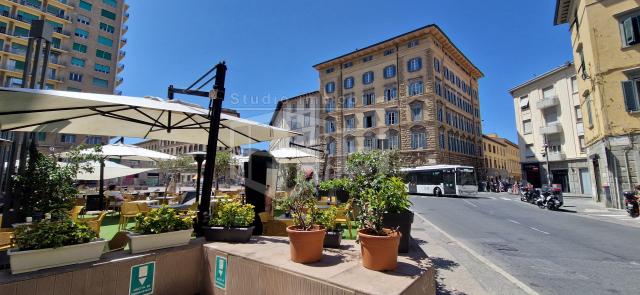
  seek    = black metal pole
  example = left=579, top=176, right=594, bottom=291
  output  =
left=29, top=39, right=42, bottom=88
left=195, top=159, right=203, bottom=203
left=197, top=62, right=226, bottom=236
left=99, top=158, right=105, bottom=210
left=39, top=41, right=51, bottom=89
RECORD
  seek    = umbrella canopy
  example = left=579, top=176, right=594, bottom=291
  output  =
left=70, top=160, right=155, bottom=181
left=270, top=148, right=320, bottom=164
left=0, top=88, right=298, bottom=147
left=75, top=142, right=177, bottom=161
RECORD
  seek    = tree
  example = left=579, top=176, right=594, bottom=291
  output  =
left=10, top=145, right=101, bottom=220
left=214, top=151, right=237, bottom=189
left=157, top=155, right=193, bottom=193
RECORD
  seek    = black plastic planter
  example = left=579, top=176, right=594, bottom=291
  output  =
left=382, top=210, right=414, bottom=253
left=202, top=226, right=255, bottom=243
left=323, top=230, right=342, bottom=248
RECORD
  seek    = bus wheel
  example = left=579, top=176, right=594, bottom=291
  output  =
left=434, top=188, right=442, bottom=197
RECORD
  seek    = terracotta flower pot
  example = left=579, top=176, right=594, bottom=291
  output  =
left=358, top=229, right=401, bottom=271
left=286, top=225, right=326, bottom=263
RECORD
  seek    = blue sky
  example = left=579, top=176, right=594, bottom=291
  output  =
left=119, top=0, right=573, bottom=148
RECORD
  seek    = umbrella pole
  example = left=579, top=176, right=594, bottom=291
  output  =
left=197, top=62, right=227, bottom=236
left=99, top=159, right=105, bottom=210
left=195, top=159, right=203, bottom=203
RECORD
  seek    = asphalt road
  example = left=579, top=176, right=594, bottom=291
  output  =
left=411, top=192, right=640, bottom=295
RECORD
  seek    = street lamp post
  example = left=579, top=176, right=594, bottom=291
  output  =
left=543, top=142, right=551, bottom=187
left=188, top=151, right=206, bottom=203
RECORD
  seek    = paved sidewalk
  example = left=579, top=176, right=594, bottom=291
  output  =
left=562, top=196, right=640, bottom=228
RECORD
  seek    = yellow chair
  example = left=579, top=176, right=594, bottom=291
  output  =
left=118, top=202, right=140, bottom=230
left=0, top=228, right=14, bottom=251
left=69, top=205, right=85, bottom=222
left=136, top=202, right=151, bottom=214
left=334, top=202, right=354, bottom=239
left=78, top=211, right=107, bottom=237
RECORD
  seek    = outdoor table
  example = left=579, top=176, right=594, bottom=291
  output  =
left=149, top=204, right=191, bottom=210
left=11, top=222, right=32, bottom=228
left=154, top=196, right=175, bottom=205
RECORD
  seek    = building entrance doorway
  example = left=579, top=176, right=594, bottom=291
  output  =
left=552, top=169, right=570, bottom=192
left=523, top=163, right=541, bottom=188
left=579, top=168, right=592, bottom=195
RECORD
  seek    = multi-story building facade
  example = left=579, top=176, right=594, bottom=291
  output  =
left=0, top=0, right=129, bottom=152
left=269, top=91, right=322, bottom=179
left=554, top=0, right=640, bottom=207
left=481, top=133, right=521, bottom=182
left=510, top=62, right=591, bottom=194
left=314, top=25, right=484, bottom=179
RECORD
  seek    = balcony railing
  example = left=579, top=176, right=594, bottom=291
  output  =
left=116, top=76, right=123, bottom=85
left=117, top=63, right=124, bottom=72
left=19, top=0, right=43, bottom=10
left=114, top=90, right=123, bottom=96
left=536, top=95, right=560, bottom=110
left=118, top=50, right=126, bottom=59
left=540, top=123, right=563, bottom=135
left=547, top=151, right=566, bottom=162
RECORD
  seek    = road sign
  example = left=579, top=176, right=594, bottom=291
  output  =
left=129, top=261, right=155, bottom=295
left=214, top=256, right=227, bottom=290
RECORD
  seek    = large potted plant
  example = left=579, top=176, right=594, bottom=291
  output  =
left=357, top=176, right=403, bottom=271
left=8, top=213, right=106, bottom=274
left=203, top=200, right=255, bottom=242
left=284, top=175, right=325, bottom=263
left=127, top=206, right=194, bottom=254
left=381, top=178, right=413, bottom=253
left=316, top=206, right=342, bottom=248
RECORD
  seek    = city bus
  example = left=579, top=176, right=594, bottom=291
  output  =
left=403, top=165, right=478, bottom=197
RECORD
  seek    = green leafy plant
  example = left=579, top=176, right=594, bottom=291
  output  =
left=214, top=150, right=237, bottom=189
left=315, top=206, right=339, bottom=231
left=282, top=164, right=298, bottom=189
left=132, top=206, right=194, bottom=235
left=210, top=200, right=255, bottom=227
left=14, top=212, right=97, bottom=251
left=11, top=145, right=101, bottom=219
left=283, top=174, right=318, bottom=230
left=358, top=176, right=409, bottom=235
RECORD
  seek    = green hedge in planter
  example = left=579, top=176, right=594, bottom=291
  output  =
left=210, top=201, right=255, bottom=227
left=14, top=215, right=97, bottom=251
left=132, top=206, right=193, bottom=235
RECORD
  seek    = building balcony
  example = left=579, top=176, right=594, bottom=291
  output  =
left=122, top=25, right=128, bottom=34
left=117, top=63, right=124, bottom=73
left=123, top=12, right=129, bottom=21
left=115, top=76, right=123, bottom=86
left=547, top=151, right=566, bottom=162
left=114, top=90, right=122, bottom=95
left=118, top=50, right=126, bottom=60
left=540, top=123, right=563, bottom=135
left=536, top=95, right=560, bottom=110
left=120, top=37, right=127, bottom=47
left=17, top=0, right=43, bottom=10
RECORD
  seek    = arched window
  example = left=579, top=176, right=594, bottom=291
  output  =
left=345, top=136, right=356, bottom=154
left=363, top=132, right=376, bottom=151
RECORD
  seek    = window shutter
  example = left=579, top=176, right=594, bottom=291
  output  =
left=622, top=80, right=638, bottom=112
left=623, top=17, right=636, bottom=45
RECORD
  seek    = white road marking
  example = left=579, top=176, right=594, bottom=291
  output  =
left=501, top=197, right=511, bottom=201
left=529, top=227, right=550, bottom=235
left=507, top=219, right=521, bottom=224
left=463, top=199, right=478, bottom=208
left=412, top=211, right=541, bottom=295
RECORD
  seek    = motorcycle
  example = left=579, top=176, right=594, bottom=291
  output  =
left=624, top=191, right=639, bottom=218
left=536, top=187, right=551, bottom=209
left=520, top=186, right=529, bottom=202
left=528, top=188, right=540, bottom=204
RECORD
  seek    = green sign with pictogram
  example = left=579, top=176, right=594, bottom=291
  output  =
left=214, top=256, right=227, bottom=289
left=129, top=261, right=155, bottom=295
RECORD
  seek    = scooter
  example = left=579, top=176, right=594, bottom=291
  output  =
left=528, top=188, right=540, bottom=204
left=520, top=185, right=529, bottom=202
left=536, top=187, right=551, bottom=209
left=624, top=191, right=639, bottom=218
left=545, top=187, right=563, bottom=211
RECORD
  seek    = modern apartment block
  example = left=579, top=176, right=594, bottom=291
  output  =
left=314, top=25, right=484, bottom=179
left=0, top=0, right=129, bottom=152
left=510, top=62, right=591, bottom=194
left=481, top=133, right=521, bottom=183
left=555, top=0, right=640, bottom=207
left=269, top=91, right=322, bottom=182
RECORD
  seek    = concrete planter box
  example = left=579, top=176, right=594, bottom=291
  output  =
left=7, top=239, right=106, bottom=274
left=127, top=229, right=193, bottom=254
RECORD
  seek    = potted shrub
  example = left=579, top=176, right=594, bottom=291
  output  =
left=357, top=176, right=403, bottom=271
left=127, top=206, right=194, bottom=254
left=8, top=213, right=106, bottom=274
left=203, top=200, right=255, bottom=243
left=284, top=175, right=325, bottom=263
left=381, top=177, right=414, bottom=253
left=316, top=206, right=342, bottom=248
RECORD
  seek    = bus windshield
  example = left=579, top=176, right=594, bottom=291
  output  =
left=456, top=169, right=476, bottom=186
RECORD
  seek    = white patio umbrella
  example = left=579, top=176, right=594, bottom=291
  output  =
left=76, top=142, right=177, bottom=161
left=0, top=88, right=298, bottom=147
left=72, top=160, right=155, bottom=181
left=270, top=148, right=320, bottom=164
